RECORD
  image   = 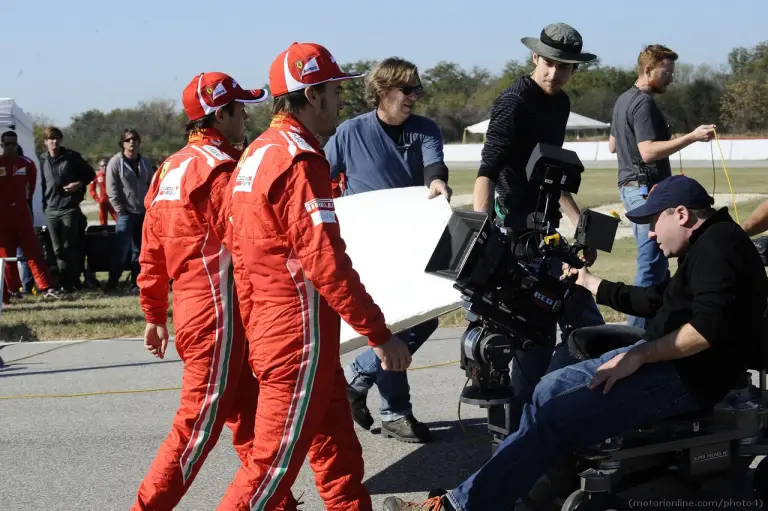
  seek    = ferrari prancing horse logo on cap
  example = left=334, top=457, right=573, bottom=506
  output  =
left=296, top=58, right=320, bottom=78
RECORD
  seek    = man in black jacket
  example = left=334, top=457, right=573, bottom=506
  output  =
left=384, top=175, right=768, bottom=511
left=39, top=126, right=95, bottom=292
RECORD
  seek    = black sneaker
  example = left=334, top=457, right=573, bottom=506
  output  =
left=381, top=415, right=431, bottom=443
left=346, top=384, right=374, bottom=430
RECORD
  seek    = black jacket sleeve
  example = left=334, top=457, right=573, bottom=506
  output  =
left=78, top=154, right=96, bottom=185
left=39, top=158, right=48, bottom=211
left=424, top=161, right=449, bottom=185
left=476, top=93, right=523, bottom=182
left=595, top=279, right=668, bottom=318
left=686, top=244, right=740, bottom=347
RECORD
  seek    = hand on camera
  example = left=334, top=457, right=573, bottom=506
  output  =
left=581, top=247, right=598, bottom=266
left=372, top=335, right=412, bottom=372
left=561, top=263, right=603, bottom=296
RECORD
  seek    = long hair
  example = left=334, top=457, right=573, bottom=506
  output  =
left=364, top=58, right=419, bottom=107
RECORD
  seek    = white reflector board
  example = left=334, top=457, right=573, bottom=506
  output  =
left=334, top=186, right=464, bottom=354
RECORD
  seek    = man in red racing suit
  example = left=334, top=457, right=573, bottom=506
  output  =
left=133, top=72, right=300, bottom=510
left=88, top=158, right=117, bottom=225
left=0, top=130, right=57, bottom=303
left=217, top=42, right=413, bottom=511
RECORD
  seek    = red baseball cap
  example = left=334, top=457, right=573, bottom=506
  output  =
left=269, top=42, right=363, bottom=97
left=182, top=72, right=269, bottom=121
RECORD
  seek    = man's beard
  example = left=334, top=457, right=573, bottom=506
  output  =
left=649, top=76, right=669, bottom=94
left=317, top=97, right=337, bottom=137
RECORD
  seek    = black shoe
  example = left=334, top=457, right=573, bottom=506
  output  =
left=346, top=384, right=374, bottom=430
left=381, top=415, right=431, bottom=443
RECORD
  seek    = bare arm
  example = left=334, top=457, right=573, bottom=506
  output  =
left=473, top=176, right=495, bottom=214
left=742, top=199, right=768, bottom=236
left=608, top=135, right=616, bottom=154
left=637, top=133, right=695, bottom=162
left=632, top=324, right=711, bottom=363
left=638, top=125, right=715, bottom=163
left=559, top=191, right=581, bottom=226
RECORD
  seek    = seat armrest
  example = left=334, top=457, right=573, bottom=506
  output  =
left=568, top=325, right=646, bottom=361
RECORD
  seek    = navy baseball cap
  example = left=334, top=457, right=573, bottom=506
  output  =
left=625, top=175, right=715, bottom=224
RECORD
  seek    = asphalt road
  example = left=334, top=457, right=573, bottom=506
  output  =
left=0, top=329, right=762, bottom=510
left=0, top=329, right=491, bottom=510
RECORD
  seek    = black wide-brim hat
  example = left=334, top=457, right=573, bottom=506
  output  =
left=521, top=22, right=597, bottom=64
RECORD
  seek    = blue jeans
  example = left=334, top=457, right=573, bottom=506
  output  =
left=510, top=257, right=605, bottom=408
left=446, top=341, right=699, bottom=510
left=108, top=212, right=144, bottom=287
left=620, top=185, right=669, bottom=329
left=16, top=246, right=34, bottom=293
left=344, top=318, right=439, bottom=421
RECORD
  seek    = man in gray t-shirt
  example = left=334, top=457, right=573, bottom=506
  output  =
left=609, top=44, right=715, bottom=329
left=613, top=88, right=672, bottom=188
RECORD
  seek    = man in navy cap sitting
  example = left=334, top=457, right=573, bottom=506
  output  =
left=383, top=175, right=768, bottom=511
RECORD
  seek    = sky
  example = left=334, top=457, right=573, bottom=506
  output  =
left=2, top=0, right=767, bottom=126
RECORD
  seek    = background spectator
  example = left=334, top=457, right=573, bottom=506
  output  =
left=88, top=158, right=117, bottom=225
left=39, top=126, right=95, bottom=293
left=105, top=128, right=153, bottom=292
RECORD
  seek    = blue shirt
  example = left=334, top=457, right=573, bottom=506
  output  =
left=325, top=110, right=445, bottom=196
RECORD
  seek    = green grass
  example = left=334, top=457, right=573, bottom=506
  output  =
left=0, top=287, right=174, bottom=342
left=448, top=167, right=768, bottom=209
left=4, top=172, right=768, bottom=341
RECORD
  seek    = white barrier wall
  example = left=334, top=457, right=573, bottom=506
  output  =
left=443, top=139, right=768, bottom=165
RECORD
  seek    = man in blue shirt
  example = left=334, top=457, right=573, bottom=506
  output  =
left=325, top=57, right=451, bottom=443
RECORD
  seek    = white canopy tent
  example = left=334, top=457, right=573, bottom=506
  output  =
left=0, top=98, right=45, bottom=227
left=463, top=112, right=610, bottom=141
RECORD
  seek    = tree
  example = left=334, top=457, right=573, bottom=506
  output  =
left=26, top=41, right=768, bottom=159
left=720, top=78, right=768, bottom=134
left=339, top=60, right=377, bottom=123
left=728, top=42, right=768, bottom=80
left=417, top=62, right=493, bottom=142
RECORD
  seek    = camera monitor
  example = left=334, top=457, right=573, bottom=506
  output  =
left=424, top=209, right=490, bottom=284
left=525, top=142, right=584, bottom=194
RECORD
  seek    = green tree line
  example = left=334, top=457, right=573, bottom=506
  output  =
left=31, top=41, right=768, bottom=165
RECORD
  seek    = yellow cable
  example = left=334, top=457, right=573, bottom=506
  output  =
left=2, top=339, right=94, bottom=365
left=713, top=127, right=739, bottom=224
left=0, top=359, right=461, bottom=401
left=0, top=386, right=182, bottom=400
left=409, top=360, right=459, bottom=371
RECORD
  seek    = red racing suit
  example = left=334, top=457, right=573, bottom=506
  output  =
left=133, top=129, right=300, bottom=511
left=87, top=169, right=117, bottom=225
left=0, top=155, right=53, bottom=302
left=218, top=114, right=393, bottom=511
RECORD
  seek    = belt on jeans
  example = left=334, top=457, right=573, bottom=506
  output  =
left=623, top=181, right=659, bottom=188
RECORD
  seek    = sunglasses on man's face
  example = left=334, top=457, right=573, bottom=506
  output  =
left=124, top=137, right=139, bottom=143
left=2, top=141, right=17, bottom=147
left=398, top=85, right=424, bottom=97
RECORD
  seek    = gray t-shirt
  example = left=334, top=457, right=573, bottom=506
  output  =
left=611, top=87, right=672, bottom=187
